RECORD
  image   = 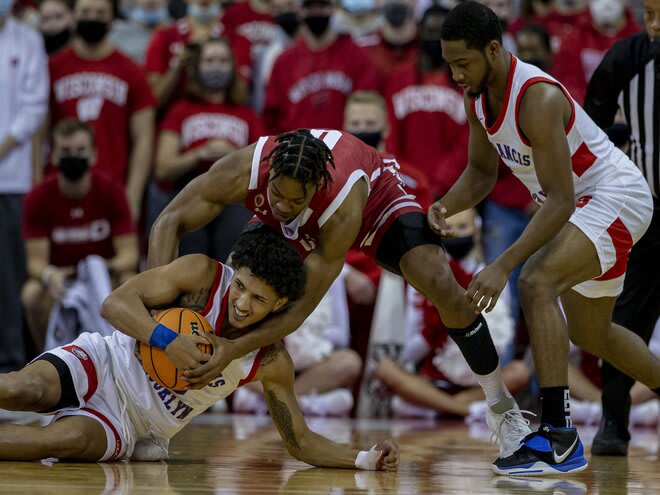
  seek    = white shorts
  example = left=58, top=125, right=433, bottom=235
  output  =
left=40, top=332, right=136, bottom=461
left=569, top=167, right=653, bottom=298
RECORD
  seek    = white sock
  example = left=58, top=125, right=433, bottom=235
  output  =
left=476, top=366, right=512, bottom=408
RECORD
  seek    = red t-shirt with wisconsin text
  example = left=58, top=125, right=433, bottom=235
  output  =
left=22, top=173, right=135, bottom=267
left=49, top=48, right=156, bottom=183
left=264, top=35, right=381, bottom=134
left=221, top=2, right=276, bottom=64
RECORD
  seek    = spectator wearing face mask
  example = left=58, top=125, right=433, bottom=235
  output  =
left=110, top=0, right=171, bottom=64
left=47, top=0, right=157, bottom=221
left=333, top=0, right=381, bottom=38
left=263, top=0, right=380, bottom=134
left=358, top=0, right=420, bottom=77
left=251, top=0, right=301, bottom=113
left=372, top=209, right=530, bottom=420
left=383, top=4, right=469, bottom=198
left=149, top=37, right=261, bottom=263
left=552, top=0, right=642, bottom=104
left=530, top=0, right=590, bottom=52
left=477, top=0, right=517, bottom=53
left=21, top=119, right=138, bottom=353
left=144, top=0, right=251, bottom=111
left=39, top=0, right=75, bottom=55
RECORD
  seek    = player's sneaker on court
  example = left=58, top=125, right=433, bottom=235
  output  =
left=299, top=389, right=353, bottom=417
left=492, top=476, right=587, bottom=494
left=486, top=397, right=533, bottom=458
left=591, top=408, right=630, bottom=456
left=492, top=424, right=588, bottom=476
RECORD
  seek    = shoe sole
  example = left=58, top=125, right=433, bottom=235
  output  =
left=491, top=456, right=589, bottom=476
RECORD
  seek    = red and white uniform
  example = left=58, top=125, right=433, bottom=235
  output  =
left=49, top=48, right=156, bottom=183
left=245, top=129, right=423, bottom=259
left=22, top=173, right=135, bottom=268
left=263, top=36, right=381, bottom=134
left=384, top=64, right=469, bottom=197
left=471, top=56, right=653, bottom=297
left=43, top=262, right=267, bottom=461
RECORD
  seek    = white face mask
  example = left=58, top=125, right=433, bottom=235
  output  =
left=589, top=0, right=625, bottom=27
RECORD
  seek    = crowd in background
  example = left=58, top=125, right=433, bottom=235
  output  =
left=0, top=0, right=657, bottom=422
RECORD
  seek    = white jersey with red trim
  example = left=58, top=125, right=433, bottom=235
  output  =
left=471, top=55, right=637, bottom=204
left=108, top=261, right=267, bottom=440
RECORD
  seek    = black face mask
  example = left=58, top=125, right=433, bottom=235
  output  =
left=383, top=2, right=409, bottom=28
left=43, top=28, right=71, bottom=55
left=443, top=235, right=474, bottom=260
left=421, top=38, right=444, bottom=68
left=58, top=156, right=90, bottom=181
left=276, top=12, right=300, bottom=37
left=303, top=15, right=331, bottom=37
left=351, top=131, right=382, bottom=149
left=76, top=19, right=109, bottom=44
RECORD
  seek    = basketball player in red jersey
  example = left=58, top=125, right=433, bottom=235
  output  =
left=436, top=1, right=660, bottom=475
left=0, top=231, right=398, bottom=469
left=148, top=128, right=532, bottom=460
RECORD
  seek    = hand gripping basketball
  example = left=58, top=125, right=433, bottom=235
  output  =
left=355, top=440, right=399, bottom=471
left=140, top=308, right=214, bottom=390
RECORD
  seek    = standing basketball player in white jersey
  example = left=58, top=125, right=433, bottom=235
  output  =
left=0, top=231, right=398, bottom=470
left=432, top=1, right=660, bottom=476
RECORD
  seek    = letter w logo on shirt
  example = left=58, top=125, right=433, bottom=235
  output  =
left=77, top=97, right=104, bottom=122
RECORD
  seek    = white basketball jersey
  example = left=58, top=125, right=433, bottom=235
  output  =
left=107, top=262, right=267, bottom=440
left=472, top=56, right=635, bottom=204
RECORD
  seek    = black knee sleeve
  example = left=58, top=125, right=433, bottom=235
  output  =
left=33, top=353, right=80, bottom=413
left=446, top=314, right=499, bottom=375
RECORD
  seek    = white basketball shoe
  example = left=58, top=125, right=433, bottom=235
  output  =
left=486, top=397, right=533, bottom=458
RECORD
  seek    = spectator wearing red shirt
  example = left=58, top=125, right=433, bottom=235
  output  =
left=530, top=0, right=590, bottom=53
left=144, top=0, right=251, bottom=111
left=357, top=0, right=420, bottom=78
left=151, top=38, right=262, bottom=262
left=552, top=0, right=641, bottom=104
left=222, top=0, right=277, bottom=68
left=48, top=0, right=157, bottom=221
left=21, top=119, right=138, bottom=352
left=384, top=5, right=469, bottom=198
left=263, top=0, right=381, bottom=134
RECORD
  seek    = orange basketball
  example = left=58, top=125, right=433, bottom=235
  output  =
left=139, top=308, right=214, bottom=390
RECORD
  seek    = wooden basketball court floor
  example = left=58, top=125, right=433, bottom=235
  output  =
left=0, top=414, right=659, bottom=494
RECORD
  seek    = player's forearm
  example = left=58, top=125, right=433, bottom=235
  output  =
left=440, top=164, right=496, bottom=217
left=496, top=196, right=574, bottom=273
left=294, top=431, right=360, bottom=468
left=100, top=288, right=157, bottom=343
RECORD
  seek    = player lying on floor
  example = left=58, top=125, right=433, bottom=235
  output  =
left=0, top=231, right=398, bottom=469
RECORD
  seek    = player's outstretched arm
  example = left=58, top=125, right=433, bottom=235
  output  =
left=184, top=181, right=368, bottom=387
left=429, top=95, right=499, bottom=236
left=147, top=145, right=254, bottom=269
left=257, top=345, right=399, bottom=471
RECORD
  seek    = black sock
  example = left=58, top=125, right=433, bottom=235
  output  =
left=540, top=386, right=571, bottom=428
left=446, top=314, right=498, bottom=376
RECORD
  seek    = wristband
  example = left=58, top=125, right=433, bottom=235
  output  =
left=149, top=323, right=178, bottom=350
left=355, top=445, right=380, bottom=470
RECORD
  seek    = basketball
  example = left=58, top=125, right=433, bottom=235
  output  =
left=139, top=308, right=214, bottom=390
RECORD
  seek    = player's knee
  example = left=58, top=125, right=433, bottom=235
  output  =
left=2, top=371, right=48, bottom=409
left=518, top=266, right=557, bottom=302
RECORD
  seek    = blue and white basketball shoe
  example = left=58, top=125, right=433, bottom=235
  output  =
left=492, top=424, right=588, bottom=476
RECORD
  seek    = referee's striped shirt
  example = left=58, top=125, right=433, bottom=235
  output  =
left=584, top=32, right=659, bottom=198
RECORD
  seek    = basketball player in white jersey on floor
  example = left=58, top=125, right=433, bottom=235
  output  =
left=433, top=1, right=660, bottom=475
left=0, top=231, right=398, bottom=469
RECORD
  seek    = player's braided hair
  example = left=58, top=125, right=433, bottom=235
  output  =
left=262, top=129, right=335, bottom=195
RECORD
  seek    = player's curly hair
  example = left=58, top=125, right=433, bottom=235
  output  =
left=441, top=1, right=502, bottom=52
left=262, top=129, right=335, bottom=196
left=230, top=231, right=306, bottom=302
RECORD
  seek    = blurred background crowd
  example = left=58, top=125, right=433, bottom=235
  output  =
left=0, top=0, right=658, bottom=425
